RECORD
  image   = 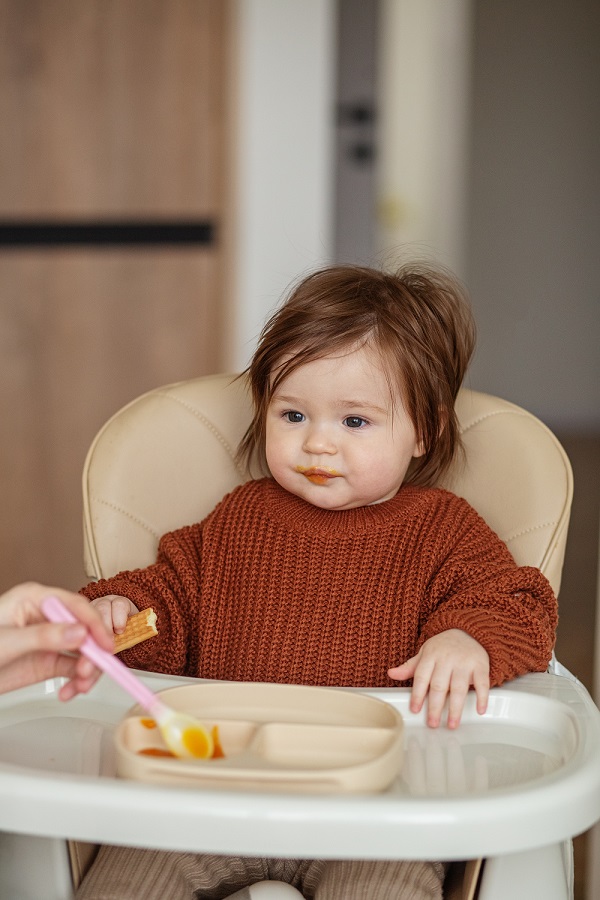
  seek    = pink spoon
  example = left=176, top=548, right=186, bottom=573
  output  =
left=42, top=595, right=214, bottom=759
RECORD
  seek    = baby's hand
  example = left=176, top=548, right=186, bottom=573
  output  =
left=388, top=629, right=490, bottom=729
left=89, top=595, right=139, bottom=636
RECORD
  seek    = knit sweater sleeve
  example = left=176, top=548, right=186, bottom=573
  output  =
left=417, top=497, right=558, bottom=686
left=79, top=522, right=204, bottom=676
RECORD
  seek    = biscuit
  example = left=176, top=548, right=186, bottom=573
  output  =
left=114, top=607, right=158, bottom=654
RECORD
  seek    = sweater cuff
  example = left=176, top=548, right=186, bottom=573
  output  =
left=78, top=581, right=162, bottom=670
left=419, top=608, right=550, bottom=687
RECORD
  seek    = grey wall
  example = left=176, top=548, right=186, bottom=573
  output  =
left=466, top=0, right=599, bottom=432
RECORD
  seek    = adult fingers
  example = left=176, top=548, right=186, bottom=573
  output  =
left=51, top=590, right=114, bottom=651
left=57, top=665, right=102, bottom=702
left=0, top=621, right=87, bottom=669
left=0, top=583, right=114, bottom=654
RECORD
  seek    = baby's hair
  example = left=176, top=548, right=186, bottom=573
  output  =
left=237, top=264, right=476, bottom=487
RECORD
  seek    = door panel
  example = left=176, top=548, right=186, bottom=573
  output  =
left=1, top=0, right=226, bottom=216
left=0, top=0, right=228, bottom=590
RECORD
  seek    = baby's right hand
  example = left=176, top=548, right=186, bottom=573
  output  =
left=89, top=595, right=139, bottom=635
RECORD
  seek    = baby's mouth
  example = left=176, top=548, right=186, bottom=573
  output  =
left=295, top=466, right=341, bottom=486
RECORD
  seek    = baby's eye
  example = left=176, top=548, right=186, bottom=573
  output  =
left=343, top=416, right=368, bottom=429
left=284, top=411, right=305, bottom=423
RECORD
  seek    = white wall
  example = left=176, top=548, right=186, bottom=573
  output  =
left=466, top=0, right=600, bottom=431
left=376, top=0, right=474, bottom=279
left=227, top=0, right=336, bottom=371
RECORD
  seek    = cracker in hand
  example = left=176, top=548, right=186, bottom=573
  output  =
left=113, top=607, right=158, bottom=654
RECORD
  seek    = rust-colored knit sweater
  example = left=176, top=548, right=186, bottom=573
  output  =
left=81, top=478, right=557, bottom=688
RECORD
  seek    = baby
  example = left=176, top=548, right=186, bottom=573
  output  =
left=77, top=264, right=557, bottom=900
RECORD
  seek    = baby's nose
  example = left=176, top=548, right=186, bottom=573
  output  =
left=302, top=423, right=336, bottom=454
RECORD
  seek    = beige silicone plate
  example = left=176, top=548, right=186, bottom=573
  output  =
left=115, top=681, right=404, bottom=794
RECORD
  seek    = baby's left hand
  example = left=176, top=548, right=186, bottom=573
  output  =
left=388, top=629, right=490, bottom=729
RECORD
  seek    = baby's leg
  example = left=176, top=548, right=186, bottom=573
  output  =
left=311, top=859, right=445, bottom=900
left=76, top=846, right=271, bottom=899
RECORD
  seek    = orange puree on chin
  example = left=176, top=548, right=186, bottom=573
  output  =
left=295, top=466, right=340, bottom=486
left=305, top=473, right=331, bottom=485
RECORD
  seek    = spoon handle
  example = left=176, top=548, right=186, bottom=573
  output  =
left=42, top=595, right=161, bottom=715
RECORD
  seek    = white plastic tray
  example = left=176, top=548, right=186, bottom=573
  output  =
left=0, top=671, right=599, bottom=861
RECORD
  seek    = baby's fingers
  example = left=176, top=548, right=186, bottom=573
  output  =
left=422, top=669, right=452, bottom=728
left=109, top=600, right=130, bottom=634
left=446, top=671, right=471, bottom=730
left=88, top=599, right=114, bottom=634
left=473, top=666, right=490, bottom=717
left=90, top=596, right=130, bottom=634
left=408, top=657, right=438, bottom=718
left=387, top=655, right=419, bottom=683
left=446, top=653, right=490, bottom=728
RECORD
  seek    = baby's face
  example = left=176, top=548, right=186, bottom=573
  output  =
left=265, top=345, right=423, bottom=510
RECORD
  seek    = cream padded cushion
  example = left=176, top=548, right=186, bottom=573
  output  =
left=440, top=390, right=572, bottom=593
left=83, top=376, right=572, bottom=595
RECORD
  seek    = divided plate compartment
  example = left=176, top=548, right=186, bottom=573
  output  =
left=115, top=682, right=404, bottom=793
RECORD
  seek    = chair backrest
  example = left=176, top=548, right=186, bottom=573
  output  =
left=82, top=375, right=573, bottom=596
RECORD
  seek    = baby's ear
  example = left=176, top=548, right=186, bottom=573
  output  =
left=413, top=407, right=446, bottom=459
left=413, top=439, right=426, bottom=459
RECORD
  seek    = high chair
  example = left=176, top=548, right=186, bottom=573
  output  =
left=1, top=374, right=599, bottom=900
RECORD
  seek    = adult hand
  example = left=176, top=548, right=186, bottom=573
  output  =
left=388, top=629, right=490, bottom=729
left=0, top=582, right=114, bottom=700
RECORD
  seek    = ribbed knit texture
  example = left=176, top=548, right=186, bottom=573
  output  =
left=81, top=478, right=558, bottom=688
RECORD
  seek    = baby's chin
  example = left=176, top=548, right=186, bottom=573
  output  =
left=286, top=484, right=371, bottom=512
left=273, top=470, right=392, bottom=511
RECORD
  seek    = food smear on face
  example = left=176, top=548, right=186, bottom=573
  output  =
left=137, top=724, right=225, bottom=760
left=295, top=466, right=341, bottom=486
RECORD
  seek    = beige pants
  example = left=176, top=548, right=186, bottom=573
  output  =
left=76, top=846, right=445, bottom=900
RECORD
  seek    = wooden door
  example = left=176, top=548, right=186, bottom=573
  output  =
left=0, top=0, right=229, bottom=590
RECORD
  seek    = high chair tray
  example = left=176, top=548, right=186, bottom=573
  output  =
left=115, top=682, right=404, bottom=793
left=0, top=671, right=599, bottom=861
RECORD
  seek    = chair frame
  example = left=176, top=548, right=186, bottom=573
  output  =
left=2, top=375, right=598, bottom=900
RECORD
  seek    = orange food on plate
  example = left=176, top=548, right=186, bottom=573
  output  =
left=138, top=747, right=175, bottom=757
left=182, top=724, right=212, bottom=758
left=137, top=724, right=225, bottom=760
left=211, top=724, right=225, bottom=759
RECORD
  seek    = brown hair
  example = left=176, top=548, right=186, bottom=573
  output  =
left=237, top=263, right=476, bottom=487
